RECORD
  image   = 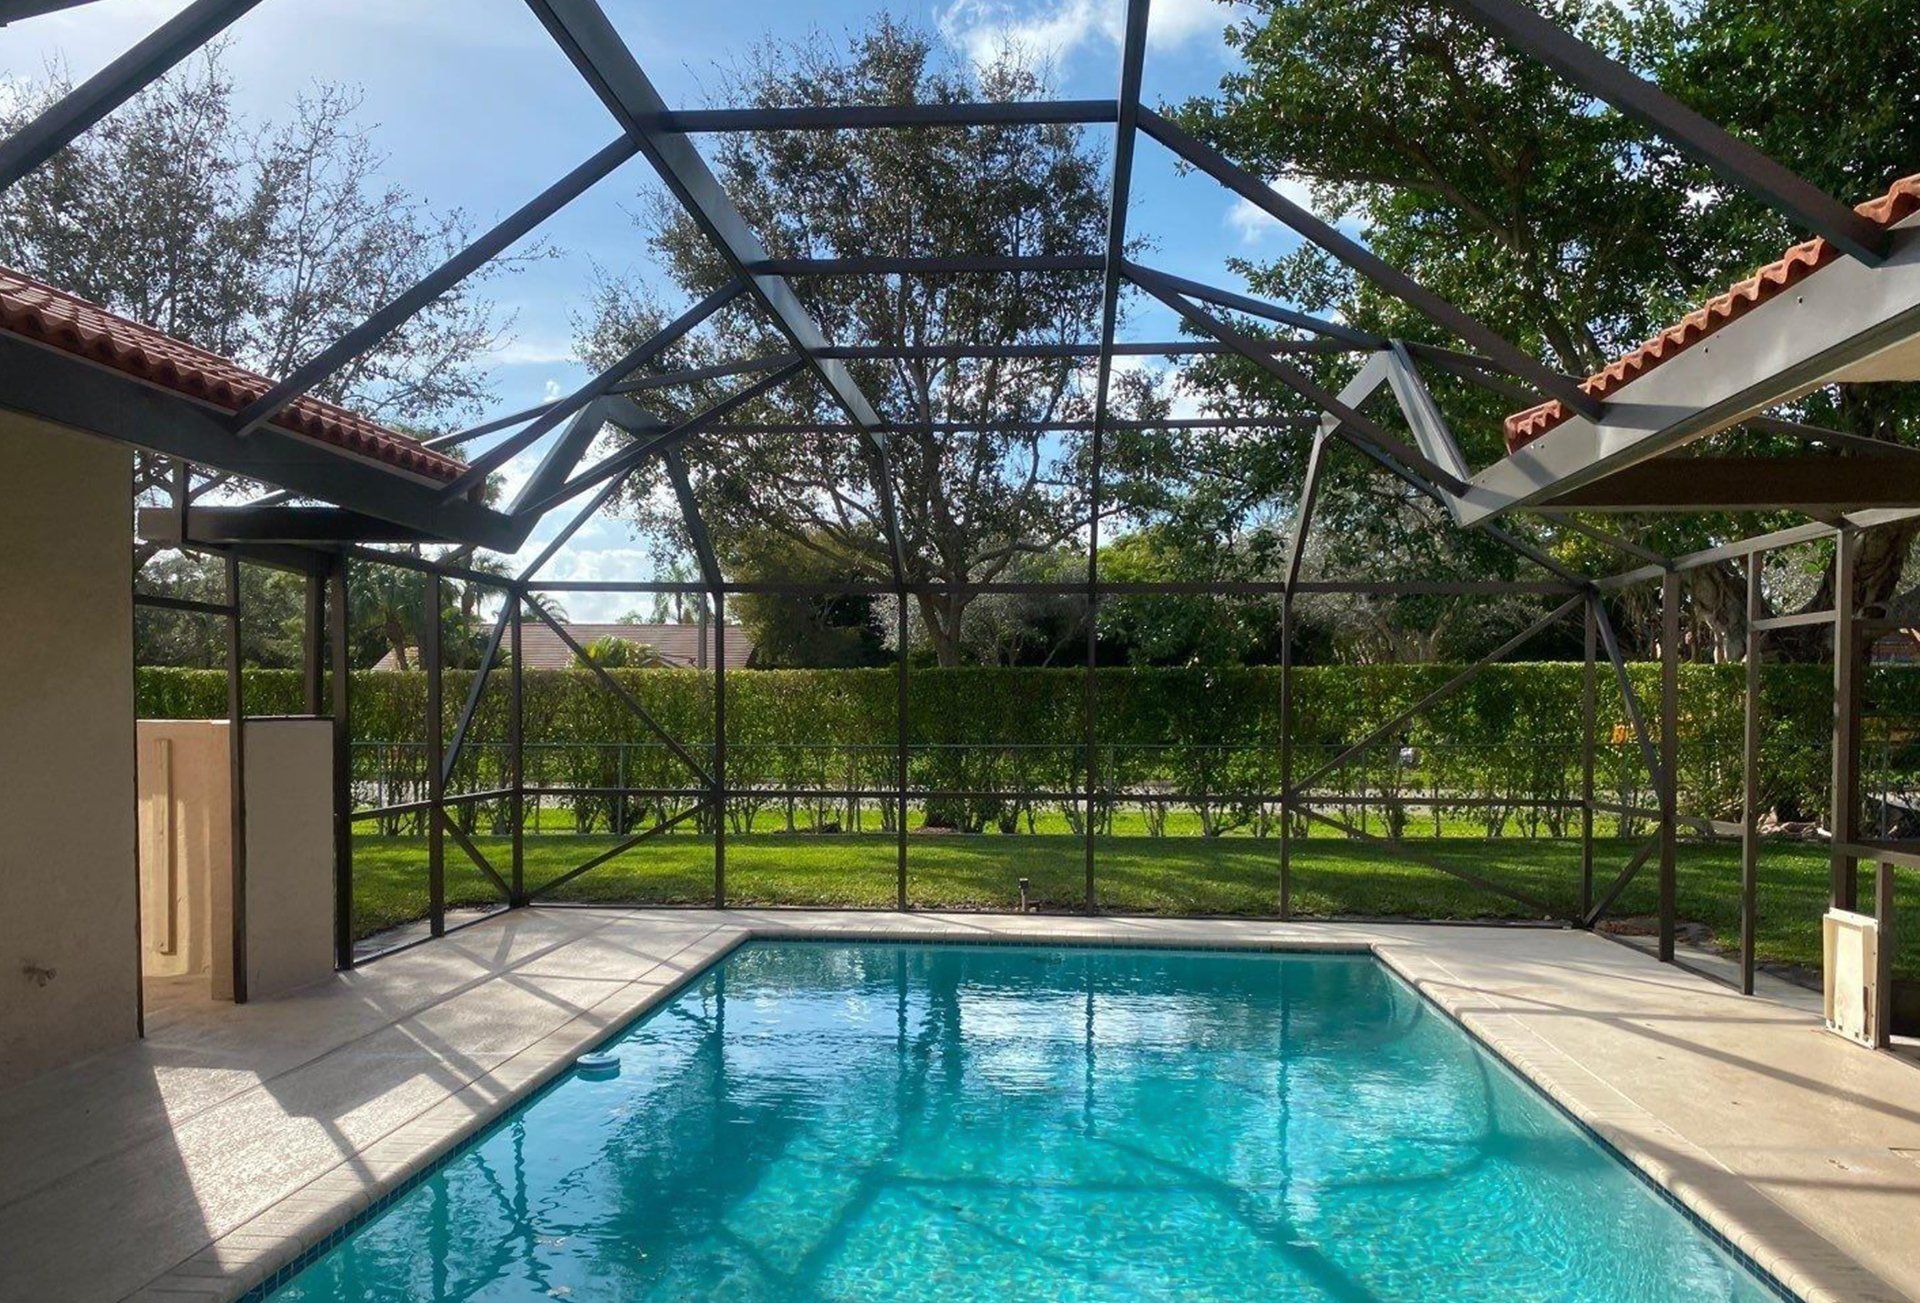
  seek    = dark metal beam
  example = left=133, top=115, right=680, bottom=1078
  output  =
left=440, top=810, right=513, bottom=903
left=1658, top=568, right=1679, bottom=960
left=0, top=0, right=263, bottom=189
left=1123, top=262, right=1384, bottom=348
left=231, top=135, right=641, bottom=437
left=1301, top=805, right=1562, bottom=917
left=224, top=553, right=248, bottom=1003
left=328, top=558, right=353, bottom=969
left=747, top=255, right=1101, bottom=276
left=520, top=359, right=808, bottom=518
left=663, top=446, right=723, bottom=591
left=522, top=577, right=1577, bottom=596
left=1743, top=415, right=1920, bottom=462
left=656, top=100, right=1117, bottom=132
left=426, top=401, right=558, bottom=450
left=454, top=278, right=745, bottom=497
left=0, top=0, right=111, bottom=21
left=137, top=505, right=439, bottom=545
left=525, top=804, right=705, bottom=900
left=1740, top=561, right=1762, bottom=992
left=815, top=340, right=1353, bottom=359
left=442, top=607, right=511, bottom=786
left=302, top=572, right=324, bottom=714
left=1130, top=270, right=1469, bottom=492
left=1583, top=836, right=1660, bottom=927
left=1081, top=0, right=1150, bottom=915
left=691, top=415, right=1320, bottom=435
left=522, top=0, right=910, bottom=583
left=1288, top=595, right=1585, bottom=797
left=0, top=334, right=518, bottom=548
left=1439, top=0, right=1888, bottom=264
left=520, top=597, right=715, bottom=786
left=1136, top=107, right=1604, bottom=418
left=1832, top=527, right=1862, bottom=910
left=1540, top=455, right=1920, bottom=511
left=614, top=354, right=800, bottom=393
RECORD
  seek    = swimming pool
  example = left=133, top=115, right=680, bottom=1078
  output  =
left=267, top=942, right=1784, bottom=1300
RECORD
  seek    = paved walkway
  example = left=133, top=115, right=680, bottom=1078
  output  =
left=2, top=910, right=1917, bottom=1302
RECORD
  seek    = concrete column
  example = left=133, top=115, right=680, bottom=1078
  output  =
left=0, top=415, right=137, bottom=1090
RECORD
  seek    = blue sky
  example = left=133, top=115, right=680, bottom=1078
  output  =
left=3, top=0, right=1315, bottom=614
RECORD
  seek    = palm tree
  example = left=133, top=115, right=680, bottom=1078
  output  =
left=580, top=635, right=666, bottom=669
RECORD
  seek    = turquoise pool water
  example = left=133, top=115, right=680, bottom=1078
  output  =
left=270, top=943, right=1782, bottom=1301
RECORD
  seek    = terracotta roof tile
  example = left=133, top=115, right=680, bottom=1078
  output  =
left=1504, top=174, right=1920, bottom=453
left=0, top=264, right=468, bottom=482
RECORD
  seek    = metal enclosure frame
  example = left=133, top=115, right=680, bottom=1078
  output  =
left=4, top=0, right=1913, bottom=1034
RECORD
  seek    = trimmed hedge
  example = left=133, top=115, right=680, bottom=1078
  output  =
left=136, top=663, right=1920, bottom=833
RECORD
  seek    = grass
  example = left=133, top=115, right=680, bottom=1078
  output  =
left=348, top=824, right=1918, bottom=979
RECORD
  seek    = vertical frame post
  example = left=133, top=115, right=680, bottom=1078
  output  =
left=714, top=592, right=727, bottom=908
left=1084, top=588, right=1098, bottom=915
left=1580, top=593, right=1597, bottom=919
left=224, top=554, right=248, bottom=1004
left=329, top=558, right=353, bottom=969
left=1658, top=569, right=1680, bottom=963
left=1278, top=592, right=1294, bottom=920
left=509, top=595, right=525, bottom=907
left=302, top=572, right=324, bottom=716
left=1832, top=527, right=1861, bottom=911
left=1873, top=859, right=1895, bottom=1048
left=1741, top=560, right=1763, bottom=994
left=424, top=569, right=445, bottom=938
left=896, top=593, right=909, bottom=911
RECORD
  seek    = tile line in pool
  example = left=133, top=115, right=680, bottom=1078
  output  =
left=264, top=943, right=1792, bottom=1302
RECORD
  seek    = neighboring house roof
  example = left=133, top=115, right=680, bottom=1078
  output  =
left=373, top=621, right=755, bottom=671
left=1504, top=174, right=1920, bottom=453
left=0, top=264, right=468, bottom=483
left=1872, top=628, right=1920, bottom=663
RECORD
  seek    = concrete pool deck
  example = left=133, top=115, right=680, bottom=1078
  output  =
left=1, top=910, right=1916, bottom=1303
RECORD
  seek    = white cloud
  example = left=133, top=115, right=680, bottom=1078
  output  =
left=1225, top=175, right=1320, bottom=246
left=529, top=546, right=658, bottom=622
left=489, top=337, right=581, bottom=368
left=938, top=0, right=1245, bottom=69
left=1147, top=0, right=1243, bottom=49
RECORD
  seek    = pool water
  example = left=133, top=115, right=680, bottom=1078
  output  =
left=271, top=943, right=1783, bottom=1301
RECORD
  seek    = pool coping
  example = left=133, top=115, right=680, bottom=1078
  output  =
left=124, top=913, right=1908, bottom=1303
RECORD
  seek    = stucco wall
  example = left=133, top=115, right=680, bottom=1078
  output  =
left=136, top=719, right=336, bottom=1001
left=137, top=721, right=230, bottom=982
left=241, top=719, right=335, bottom=999
left=0, top=412, right=136, bottom=1091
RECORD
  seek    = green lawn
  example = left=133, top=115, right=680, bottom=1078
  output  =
left=348, top=825, right=1917, bottom=979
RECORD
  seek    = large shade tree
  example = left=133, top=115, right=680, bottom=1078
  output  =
left=578, top=19, right=1162, bottom=666
left=2, top=51, right=539, bottom=659
left=0, top=51, right=524, bottom=427
left=1177, top=0, right=1920, bottom=658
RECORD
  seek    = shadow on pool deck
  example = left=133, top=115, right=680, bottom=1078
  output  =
left=2, top=910, right=1918, bottom=1303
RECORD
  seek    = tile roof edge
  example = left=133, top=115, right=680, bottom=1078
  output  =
left=1502, top=173, right=1920, bottom=453
left=0, top=263, right=469, bottom=483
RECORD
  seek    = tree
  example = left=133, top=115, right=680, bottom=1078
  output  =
left=730, top=528, right=887, bottom=667
left=342, top=555, right=517, bottom=670
left=1090, top=530, right=1282, bottom=666
left=879, top=548, right=1088, bottom=666
left=1179, top=0, right=1920, bottom=658
left=579, top=635, right=665, bottom=669
left=0, top=50, right=523, bottom=428
left=134, top=553, right=307, bottom=668
left=578, top=19, right=1161, bottom=665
